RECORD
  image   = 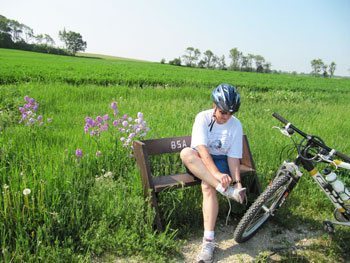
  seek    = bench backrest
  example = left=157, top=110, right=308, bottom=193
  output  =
left=137, top=136, right=191, bottom=155
left=134, top=134, right=255, bottom=170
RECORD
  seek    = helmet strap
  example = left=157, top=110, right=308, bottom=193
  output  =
left=208, top=108, right=217, bottom=132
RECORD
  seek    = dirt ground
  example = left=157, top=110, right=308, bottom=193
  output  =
left=181, top=221, right=324, bottom=262
left=104, top=220, right=338, bottom=263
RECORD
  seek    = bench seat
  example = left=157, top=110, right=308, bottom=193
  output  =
left=152, top=164, right=256, bottom=193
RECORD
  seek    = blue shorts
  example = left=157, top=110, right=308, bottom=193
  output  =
left=185, top=154, right=230, bottom=176
left=211, top=154, right=230, bottom=174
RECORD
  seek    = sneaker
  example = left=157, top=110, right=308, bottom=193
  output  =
left=221, top=186, right=247, bottom=204
left=197, top=238, right=216, bottom=263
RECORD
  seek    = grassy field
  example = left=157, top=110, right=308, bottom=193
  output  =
left=1, top=48, right=350, bottom=262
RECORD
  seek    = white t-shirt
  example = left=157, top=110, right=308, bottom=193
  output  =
left=191, top=109, right=243, bottom=158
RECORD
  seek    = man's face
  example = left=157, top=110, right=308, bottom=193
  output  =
left=215, top=107, right=233, bottom=124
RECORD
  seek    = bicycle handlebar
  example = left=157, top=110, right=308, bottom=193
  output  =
left=272, top=112, right=350, bottom=163
left=272, top=112, right=288, bottom=125
left=335, top=151, right=350, bottom=163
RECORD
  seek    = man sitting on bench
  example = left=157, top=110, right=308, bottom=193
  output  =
left=180, top=83, right=246, bottom=263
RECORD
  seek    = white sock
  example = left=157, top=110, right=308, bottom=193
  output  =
left=204, top=230, right=215, bottom=241
left=215, top=183, right=226, bottom=193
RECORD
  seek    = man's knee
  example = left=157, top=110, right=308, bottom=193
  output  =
left=180, top=147, right=197, bottom=163
left=201, top=182, right=216, bottom=196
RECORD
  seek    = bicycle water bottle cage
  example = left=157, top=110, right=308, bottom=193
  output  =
left=273, top=123, right=294, bottom=137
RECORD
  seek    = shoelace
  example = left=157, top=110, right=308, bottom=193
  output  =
left=202, top=240, right=217, bottom=253
left=225, top=191, right=248, bottom=226
left=225, top=196, right=231, bottom=226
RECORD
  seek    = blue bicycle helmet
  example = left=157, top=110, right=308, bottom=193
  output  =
left=211, top=83, right=241, bottom=113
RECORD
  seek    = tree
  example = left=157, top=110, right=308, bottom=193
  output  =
left=43, top=34, right=55, bottom=46
left=22, top=25, right=34, bottom=43
left=322, top=64, right=328, bottom=78
left=254, top=55, right=265, bottom=72
left=182, top=47, right=194, bottom=66
left=217, top=55, right=227, bottom=70
left=0, top=32, right=13, bottom=48
left=8, top=19, right=23, bottom=42
left=169, top=57, right=181, bottom=66
left=0, top=15, right=11, bottom=34
left=193, top=48, right=201, bottom=66
left=203, top=50, right=215, bottom=68
left=0, top=15, right=13, bottom=48
left=246, top=53, right=255, bottom=72
left=182, top=47, right=200, bottom=67
left=310, top=58, right=324, bottom=76
left=263, top=62, right=272, bottom=73
left=329, top=62, right=336, bottom=78
left=35, top=34, right=44, bottom=44
left=197, top=59, right=206, bottom=68
left=59, top=29, right=87, bottom=55
left=212, top=55, right=219, bottom=69
left=229, top=48, right=242, bottom=70
left=240, top=55, right=248, bottom=71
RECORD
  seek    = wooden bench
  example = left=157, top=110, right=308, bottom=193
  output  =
left=133, top=135, right=261, bottom=231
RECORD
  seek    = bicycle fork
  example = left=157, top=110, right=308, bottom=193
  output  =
left=262, top=162, right=301, bottom=216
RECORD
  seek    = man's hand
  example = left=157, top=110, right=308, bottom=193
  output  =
left=214, top=172, right=232, bottom=189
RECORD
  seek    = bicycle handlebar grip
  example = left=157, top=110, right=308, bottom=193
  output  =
left=272, top=112, right=289, bottom=125
left=335, top=151, right=350, bottom=163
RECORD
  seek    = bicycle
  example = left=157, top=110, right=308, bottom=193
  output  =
left=233, top=112, right=350, bottom=243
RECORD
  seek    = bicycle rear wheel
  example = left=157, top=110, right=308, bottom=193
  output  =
left=234, top=172, right=293, bottom=243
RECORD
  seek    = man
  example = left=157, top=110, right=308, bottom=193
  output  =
left=180, top=83, right=246, bottom=263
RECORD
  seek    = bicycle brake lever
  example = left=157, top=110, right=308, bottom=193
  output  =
left=318, top=149, right=337, bottom=166
left=273, top=126, right=292, bottom=137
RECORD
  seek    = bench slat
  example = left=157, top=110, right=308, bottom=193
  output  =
left=153, top=164, right=256, bottom=193
left=153, top=173, right=200, bottom=192
left=141, top=136, right=191, bottom=155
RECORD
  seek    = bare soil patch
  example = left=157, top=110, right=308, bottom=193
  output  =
left=181, top=221, right=324, bottom=262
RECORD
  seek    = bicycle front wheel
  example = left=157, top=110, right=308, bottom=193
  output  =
left=234, top=173, right=293, bottom=243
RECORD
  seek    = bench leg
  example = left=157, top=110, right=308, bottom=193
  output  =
left=148, top=190, right=164, bottom=231
left=249, top=173, right=262, bottom=196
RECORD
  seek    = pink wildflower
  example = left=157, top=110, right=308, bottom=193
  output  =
left=75, top=148, right=83, bottom=158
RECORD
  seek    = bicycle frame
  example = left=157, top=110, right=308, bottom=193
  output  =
left=233, top=113, right=350, bottom=243
left=273, top=112, right=350, bottom=228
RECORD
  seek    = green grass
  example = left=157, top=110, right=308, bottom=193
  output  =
left=0, top=48, right=350, bottom=262
left=2, top=48, right=350, bottom=91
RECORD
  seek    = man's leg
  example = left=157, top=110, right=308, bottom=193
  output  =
left=197, top=171, right=218, bottom=262
left=180, top=147, right=220, bottom=188
left=201, top=181, right=218, bottom=232
left=180, top=147, right=244, bottom=202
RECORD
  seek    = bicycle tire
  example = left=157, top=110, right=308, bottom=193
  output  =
left=234, top=173, right=292, bottom=243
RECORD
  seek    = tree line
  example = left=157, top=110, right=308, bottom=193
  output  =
left=310, top=58, right=336, bottom=78
left=164, top=47, right=272, bottom=73
left=0, top=14, right=87, bottom=55
left=165, top=47, right=340, bottom=77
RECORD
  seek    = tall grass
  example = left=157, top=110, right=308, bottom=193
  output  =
left=1, top=48, right=350, bottom=91
left=0, top=49, right=350, bottom=261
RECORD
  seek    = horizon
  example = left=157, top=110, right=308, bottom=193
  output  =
left=2, top=0, right=350, bottom=77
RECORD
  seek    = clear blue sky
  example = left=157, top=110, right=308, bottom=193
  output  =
left=2, top=0, right=350, bottom=76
